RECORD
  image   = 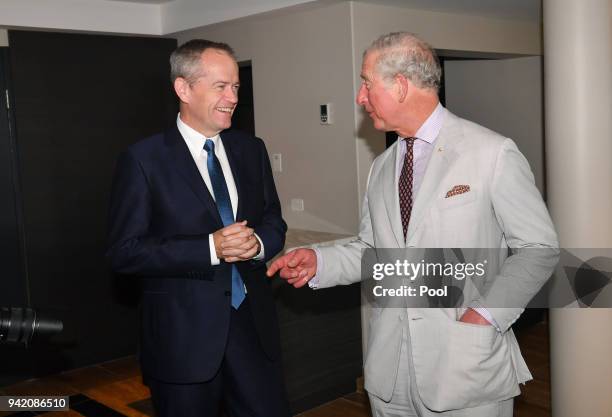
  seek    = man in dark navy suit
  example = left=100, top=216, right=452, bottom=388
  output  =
left=107, top=39, right=289, bottom=417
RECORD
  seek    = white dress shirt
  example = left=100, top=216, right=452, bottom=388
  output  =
left=395, top=102, right=446, bottom=196
left=177, top=114, right=264, bottom=265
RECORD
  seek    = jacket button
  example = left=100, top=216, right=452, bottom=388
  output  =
left=224, top=291, right=231, bottom=296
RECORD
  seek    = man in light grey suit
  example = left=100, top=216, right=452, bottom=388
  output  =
left=268, top=32, right=558, bottom=417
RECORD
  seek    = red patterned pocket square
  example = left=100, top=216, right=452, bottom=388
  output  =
left=445, top=185, right=470, bottom=198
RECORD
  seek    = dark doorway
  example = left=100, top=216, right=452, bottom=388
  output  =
left=232, top=62, right=255, bottom=136
left=0, top=47, right=27, bottom=308
left=1, top=30, right=177, bottom=386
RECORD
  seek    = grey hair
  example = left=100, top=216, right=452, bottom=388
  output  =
left=170, top=39, right=236, bottom=84
left=364, top=32, right=441, bottom=92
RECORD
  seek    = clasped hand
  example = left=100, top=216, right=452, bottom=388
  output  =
left=213, top=221, right=260, bottom=262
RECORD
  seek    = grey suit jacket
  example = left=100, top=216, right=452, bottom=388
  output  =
left=315, top=111, right=559, bottom=411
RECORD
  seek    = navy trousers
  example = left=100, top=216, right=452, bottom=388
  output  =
left=147, top=299, right=290, bottom=417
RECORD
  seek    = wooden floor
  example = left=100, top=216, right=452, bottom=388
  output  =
left=513, top=321, right=552, bottom=417
left=0, top=322, right=550, bottom=417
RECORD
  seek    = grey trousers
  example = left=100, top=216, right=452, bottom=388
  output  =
left=368, top=322, right=514, bottom=417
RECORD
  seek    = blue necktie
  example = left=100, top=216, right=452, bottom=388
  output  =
left=204, top=139, right=245, bottom=309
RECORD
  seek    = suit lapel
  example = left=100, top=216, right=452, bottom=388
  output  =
left=382, top=141, right=405, bottom=247
left=165, top=126, right=223, bottom=226
left=407, top=112, right=463, bottom=240
left=220, top=131, right=244, bottom=221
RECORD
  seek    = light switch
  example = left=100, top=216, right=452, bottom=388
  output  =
left=272, top=153, right=282, bottom=172
left=291, top=198, right=304, bottom=211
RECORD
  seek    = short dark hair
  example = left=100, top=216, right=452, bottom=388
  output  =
left=170, top=39, right=236, bottom=83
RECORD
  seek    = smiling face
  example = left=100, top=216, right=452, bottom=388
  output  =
left=356, top=51, right=400, bottom=132
left=175, top=48, right=240, bottom=137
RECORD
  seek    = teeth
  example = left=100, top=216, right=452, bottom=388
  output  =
left=217, top=107, right=233, bottom=113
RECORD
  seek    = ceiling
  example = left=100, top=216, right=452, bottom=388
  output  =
left=101, top=0, right=541, bottom=22
left=104, top=0, right=171, bottom=3
left=359, top=0, right=541, bottom=21
left=0, top=0, right=541, bottom=37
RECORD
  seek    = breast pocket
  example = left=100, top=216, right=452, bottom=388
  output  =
left=437, top=189, right=478, bottom=210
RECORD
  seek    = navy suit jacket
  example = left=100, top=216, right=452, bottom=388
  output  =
left=106, top=126, right=287, bottom=383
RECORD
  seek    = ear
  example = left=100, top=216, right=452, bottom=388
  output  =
left=174, top=77, right=191, bottom=104
left=394, top=73, right=409, bottom=103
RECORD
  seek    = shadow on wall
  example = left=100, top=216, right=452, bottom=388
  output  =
left=357, top=109, right=386, bottom=157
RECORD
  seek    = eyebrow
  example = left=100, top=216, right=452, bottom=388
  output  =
left=213, top=80, right=240, bottom=86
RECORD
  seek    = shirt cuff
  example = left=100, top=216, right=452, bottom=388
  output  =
left=308, top=248, right=324, bottom=289
left=469, top=302, right=500, bottom=332
left=209, top=234, right=220, bottom=265
left=253, top=233, right=265, bottom=260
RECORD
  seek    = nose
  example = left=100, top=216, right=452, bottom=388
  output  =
left=356, top=83, right=367, bottom=106
left=225, top=86, right=238, bottom=104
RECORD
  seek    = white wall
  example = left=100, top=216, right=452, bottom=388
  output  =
left=174, top=2, right=360, bottom=234
left=0, top=30, right=8, bottom=47
left=0, top=0, right=162, bottom=35
left=350, top=1, right=543, bottom=208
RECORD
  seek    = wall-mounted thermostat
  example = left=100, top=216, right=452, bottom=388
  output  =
left=320, top=103, right=333, bottom=125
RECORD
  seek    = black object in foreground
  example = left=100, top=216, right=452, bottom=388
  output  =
left=0, top=307, right=63, bottom=346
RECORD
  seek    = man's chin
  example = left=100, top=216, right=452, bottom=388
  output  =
left=372, top=120, right=386, bottom=132
left=215, top=119, right=233, bottom=132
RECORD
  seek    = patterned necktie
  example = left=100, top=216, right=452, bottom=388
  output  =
left=203, top=139, right=245, bottom=309
left=399, top=137, right=416, bottom=240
